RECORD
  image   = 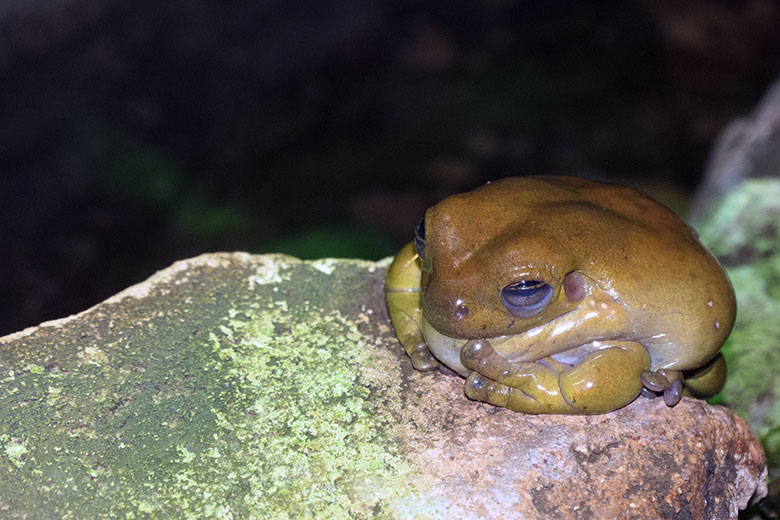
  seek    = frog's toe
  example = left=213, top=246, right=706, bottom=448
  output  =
left=640, top=369, right=684, bottom=406
left=460, top=339, right=513, bottom=378
left=410, top=352, right=439, bottom=372
left=460, top=339, right=494, bottom=370
left=663, top=379, right=683, bottom=406
left=465, top=372, right=489, bottom=401
left=640, top=370, right=670, bottom=392
left=640, top=386, right=658, bottom=399
left=464, top=372, right=511, bottom=408
left=408, top=342, right=439, bottom=371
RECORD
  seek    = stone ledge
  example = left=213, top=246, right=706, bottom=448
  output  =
left=0, top=253, right=767, bottom=519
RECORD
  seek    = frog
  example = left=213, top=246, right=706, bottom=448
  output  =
left=385, top=176, right=735, bottom=414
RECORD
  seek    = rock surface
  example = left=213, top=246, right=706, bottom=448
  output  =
left=0, top=253, right=768, bottom=519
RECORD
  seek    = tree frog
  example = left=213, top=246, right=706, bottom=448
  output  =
left=385, top=176, right=734, bottom=414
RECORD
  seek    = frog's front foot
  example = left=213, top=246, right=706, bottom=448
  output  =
left=640, top=369, right=683, bottom=406
left=407, top=341, right=440, bottom=372
left=460, top=339, right=576, bottom=413
left=460, top=338, right=511, bottom=375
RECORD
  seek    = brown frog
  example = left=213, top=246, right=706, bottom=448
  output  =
left=385, top=176, right=734, bottom=414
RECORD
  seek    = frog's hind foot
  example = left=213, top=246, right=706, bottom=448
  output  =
left=640, top=369, right=683, bottom=406
left=464, top=372, right=501, bottom=406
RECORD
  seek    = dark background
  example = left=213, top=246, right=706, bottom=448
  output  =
left=2, top=0, right=779, bottom=336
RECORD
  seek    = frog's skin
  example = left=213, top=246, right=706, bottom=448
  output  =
left=385, top=176, right=735, bottom=414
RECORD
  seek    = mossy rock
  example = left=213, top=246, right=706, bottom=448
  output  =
left=0, top=253, right=767, bottom=519
left=0, top=254, right=417, bottom=518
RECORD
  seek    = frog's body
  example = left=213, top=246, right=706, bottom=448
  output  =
left=385, top=176, right=734, bottom=414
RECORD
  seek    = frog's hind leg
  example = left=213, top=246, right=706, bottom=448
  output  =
left=681, top=352, right=727, bottom=398
left=385, top=242, right=439, bottom=371
left=461, top=340, right=651, bottom=414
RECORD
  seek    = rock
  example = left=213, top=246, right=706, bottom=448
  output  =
left=0, top=253, right=767, bottom=519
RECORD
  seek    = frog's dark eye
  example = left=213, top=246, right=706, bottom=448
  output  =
left=413, top=219, right=425, bottom=260
left=501, top=280, right=553, bottom=317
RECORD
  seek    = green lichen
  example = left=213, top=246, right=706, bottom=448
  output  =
left=25, top=364, right=44, bottom=374
left=139, top=305, right=417, bottom=519
left=0, top=255, right=422, bottom=518
left=2, top=437, right=28, bottom=468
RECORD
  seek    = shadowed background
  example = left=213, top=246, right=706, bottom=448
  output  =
left=1, top=0, right=779, bottom=336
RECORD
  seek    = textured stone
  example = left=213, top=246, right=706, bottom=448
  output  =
left=0, top=253, right=767, bottom=519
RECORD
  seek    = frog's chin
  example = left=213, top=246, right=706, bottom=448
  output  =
left=421, top=317, right=470, bottom=376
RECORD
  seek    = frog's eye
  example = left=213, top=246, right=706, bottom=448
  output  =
left=413, top=219, right=425, bottom=260
left=501, top=280, right=553, bottom=317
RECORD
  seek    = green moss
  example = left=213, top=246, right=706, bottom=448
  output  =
left=696, top=178, right=780, bottom=476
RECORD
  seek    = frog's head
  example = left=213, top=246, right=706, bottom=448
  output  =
left=415, top=181, right=594, bottom=340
